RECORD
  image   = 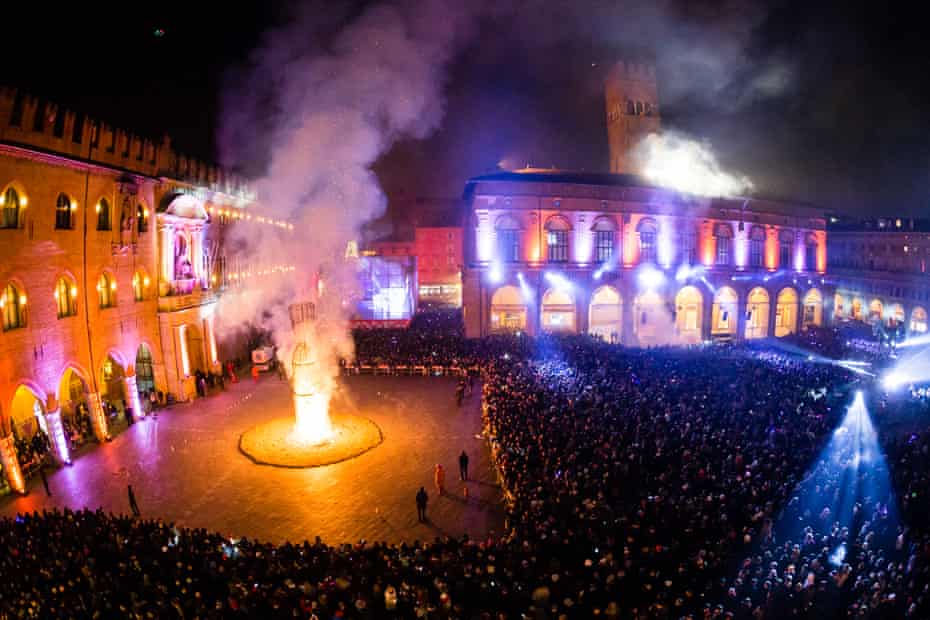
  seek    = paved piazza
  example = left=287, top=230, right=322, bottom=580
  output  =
left=1, top=376, right=504, bottom=545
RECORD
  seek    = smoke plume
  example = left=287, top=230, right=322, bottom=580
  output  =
left=216, top=0, right=483, bottom=384
left=634, top=131, right=754, bottom=198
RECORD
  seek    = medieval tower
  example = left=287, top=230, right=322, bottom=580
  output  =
left=605, top=60, right=661, bottom=175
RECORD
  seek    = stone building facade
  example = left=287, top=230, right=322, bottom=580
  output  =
left=0, top=89, right=292, bottom=493
left=605, top=61, right=660, bottom=176
left=462, top=171, right=829, bottom=342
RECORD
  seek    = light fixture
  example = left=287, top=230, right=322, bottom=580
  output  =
left=20, top=196, right=27, bottom=208
left=70, top=200, right=77, bottom=211
left=95, top=203, right=101, bottom=214
left=19, top=295, right=26, bottom=305
left=143, top=276, right=150, bottom=287
left=110, top=281, right=117, bottom=291
left=70, top=286, right=78, bottom=297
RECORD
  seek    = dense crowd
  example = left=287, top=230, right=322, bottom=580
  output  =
left=4, top=319, right=930, bottom=618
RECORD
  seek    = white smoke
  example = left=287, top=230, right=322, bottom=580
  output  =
left=216, top=0, right=483, bottom=383
left=634, top=131, right=754, bottom=198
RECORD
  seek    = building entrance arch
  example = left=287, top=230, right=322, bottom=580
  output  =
left=745, top=287, right=770, bottom=339
left=711, top=286, right=738, bottom=338
left=490, top=285, right=527, bottom=333
left=911, top=306, right=928, bottom=334
left=58, top=368, right=94, bottom=446
left=633, top=290, right=667, bottom=346
left=775, top=287, right=799, bottom=337
left=589, top=285, right=622, bottom=342
left=541, top=288, right=576, bottom=333
left=802, top=288, right=823, bottom=328
left=675, top=286, right=703, bottom=344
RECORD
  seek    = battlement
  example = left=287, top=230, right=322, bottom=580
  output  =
left=0, top=87, right=253, bottom=200
left=608, top=60, right=657, bottom=83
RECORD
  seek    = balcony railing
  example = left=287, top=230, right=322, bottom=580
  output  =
left=158, top=280, right=217, bottom=312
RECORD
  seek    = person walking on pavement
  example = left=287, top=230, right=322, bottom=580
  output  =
left=459, top=450, right=469, bottom=481
left=128, top=484, right=141, bottom=517
left=39, top=463, right=52, bottom=496
left=434, top=463, right=446, bottom=496
left=416, top=486, right=429, bottom=522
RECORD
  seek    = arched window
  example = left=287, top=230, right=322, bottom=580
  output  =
left=749, top=226, right=765, bottom=268
left=97, top=273, right=116, bottom=308
left=54, top=276, right=78, bottom=318
left=55, top=193, right=75, bottom=230
left=1, top=187, right=21, bottom=229
left=495, top=215, right=521, bottom=263
left=591, top=217, right=617, bottom=263
left=96, top=198, right=111, bottom=231
left=626, top=100, right=635, bottom=115
left=545, top=216, right=571, bottom=263
left=679, top=227, right=697, bottom=265
left=1, top=283, right=26, bottom=330
left=637, top=218, right=657, bottom=263
left=132, top=270, right=150, bottom=302
left=137, top=204, right=148, bottom=233
left=714, top=223, right=733, bottom=266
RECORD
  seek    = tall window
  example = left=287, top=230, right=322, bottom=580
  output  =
left=750, top=227, right=765, bottom=268
left=96, top=198, right=111, bottom=231
left=638, top=219, right=657, bottom=263
left=55, top=193, right=74, bottom=230
left=495, top=217, right=521, bottom=263
left=1, top=187, right=21, bottom=229
left=547, top=230, right=568, bottom=262
left=55, top=277, right=78, bottom=318
left=545, top=217, right=571, bottom=263
left=132, top=270, right=150, bottom=302
left=137, top=204, right=148, bottom=233
left=97, top=273, right=116, bottom=308
left=805, top=239, right=817, bottom=271
left=595, top=231, right=614, bottom=262
left=681, top=230, right=697, bottom=265
left=714, top=225, right=732, bottom=266
left=780, top=242, right=792, bottom=268
left=1, top=283, right=26, bottom=330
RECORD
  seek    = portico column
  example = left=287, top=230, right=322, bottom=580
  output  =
left=736, top=292, right=748, bottom=342
left=123, top=373, right=144, bottom=421
left=44, top=406, right=71, bottom=465
left=0, top=434, right=25, bottom=494
left=621, top=282, right=634, bottom=346
left=86, top=392, right=109, bottom=442
left=159, top=222, right=175, bottom=295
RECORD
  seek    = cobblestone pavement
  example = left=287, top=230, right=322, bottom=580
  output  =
left=1, top=376, right=505, bottom=545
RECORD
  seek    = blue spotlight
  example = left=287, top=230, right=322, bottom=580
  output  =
left=544, top=271, right=572, bottom=291
left=637, top=265, right=665, bottom=290
left=489, top=263, right=503, bottom=284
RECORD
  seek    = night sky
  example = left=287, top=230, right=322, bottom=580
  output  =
left=4, top=1, right=929, bottom=219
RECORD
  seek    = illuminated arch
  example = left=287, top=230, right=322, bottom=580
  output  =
left=9, top=383, right=46, bottom=441
left=890, top=303, right=905, bottom=328
left=868, top=298, right=883, bottom=324
left=711, top=286, right=738, bottom=337
left=1, top=280, right=27, bottom=331
left=589, top=285, right=622, bottom=342
left=833, top=292, right=848, bottom=319
left=490, top=285, right=526, bottom=333
left=851, top=297, right=864, bottom=321
left=802, top=288, right=824, bottom=328
left=633, top=290, right=666, bottom=346
left=637, top=217, right=658, bottom=263
left=541, top=288, right=576, bottom=332
left=132, top=268, right=151, bottom=302
left=675, top=285, right=703, bottom=344
left=95, top=197, right=112, bottom=231
left=54, top=273, right=79, bottom=318
left=745, top=287, right=770, bottom=339
left=543, top=215, right=572, bottom=231
left=0, top=183, right=26, bottom=229
left=97, top=272, right=117, bottom=308
left=775, top=287, right=799, bottom=337
left=911, top=306, right=928, bottom=334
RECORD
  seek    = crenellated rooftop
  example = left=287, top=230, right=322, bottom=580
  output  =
left=0, top=87, right=254, bottom=200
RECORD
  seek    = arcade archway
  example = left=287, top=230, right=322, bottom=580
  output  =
left=675, top=286, right=703, bottom=344
left=711, top=286, right=738, bottom=338
left=802, top=288, right=823, bottom=328
left=101, top=354, right=130, bottom=433
left=9, top=385, right=49, bottom=475
left=868, top=298, right=883, bottom=324
left=851, top=298, right=863, bottom=321
left=775, top=287, right=799, bottom=337
left=58, top=368, right=94, bottom=446
left=490, top=285, right=527, bottom=333
left=745, top=287, right=770, bottom=339
left=911, top=306, right=928, bottom=334
left=890, top=303, right=905, bottom=328
left=588, top=285, right=622, bottom=342
left=541, top=288, right=576, bottom=332
left=633, top=290, right=667, bottom=346
left=833, top=293, right=848, bottom=319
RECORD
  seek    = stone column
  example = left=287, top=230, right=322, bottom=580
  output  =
left=86, top=392, right=109, bottom=442
left=0, top=434, right=25, bottom=494
left=123, top=374, right=144, bottom=421
left=736, top=293, right=748, bottom=342
left=159, top=222, right=175, bottom=294
left=44, top=409, right=71, bottom=465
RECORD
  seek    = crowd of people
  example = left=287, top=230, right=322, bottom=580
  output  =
left=4, top=318, right=930, bottom=618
